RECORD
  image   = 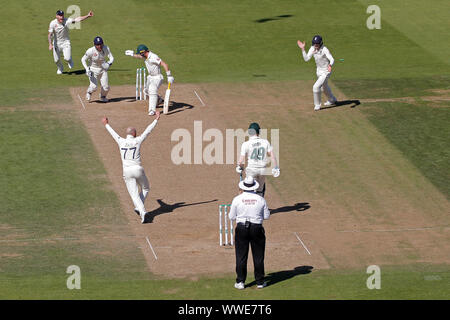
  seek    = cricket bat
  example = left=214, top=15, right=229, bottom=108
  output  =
left=163, top=83, right=171, bottom=114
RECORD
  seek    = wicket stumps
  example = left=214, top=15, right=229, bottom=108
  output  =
left=219, top=204, right=234, bottom=246
left=136, top=67, right=147, bottom=100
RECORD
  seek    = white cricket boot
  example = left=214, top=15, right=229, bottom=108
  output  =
left=140, top=212, right=147, bottom=224
left=234, top=282, right=245, bottom=290
left=86, top=92, right=91, bottom=102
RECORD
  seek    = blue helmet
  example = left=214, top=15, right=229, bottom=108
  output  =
left=312, top=35, right=323, bottom=46
left=56, top=10, right=64, bottom=16
left=94, top=36, right=104, bottom=45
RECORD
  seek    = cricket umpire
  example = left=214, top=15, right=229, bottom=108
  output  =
left=229, top=176, right=270, bottom=290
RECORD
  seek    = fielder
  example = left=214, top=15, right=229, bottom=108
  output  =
left=236, top=123, right=280, bottom=198
left=48, top=9, right=94, bottom=74
left=125, top=44, right=174, bottom=115
left=81, top=36, right=114, bottom=103
left=297, top=35, right=338, bottom=111
left=102, top=111, right=161, bottom=223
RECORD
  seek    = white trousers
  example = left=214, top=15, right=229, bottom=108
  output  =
left=87, top=67, right=110, bottom=97
left=245, top=167, right=266, bottom=196
left=313, top=71, right=336, bottom=106
left=123, top=165, right=150, bottom=215
left=147, top=74, right=163, bottom=113
left=53, top=41, right=72, bottom=70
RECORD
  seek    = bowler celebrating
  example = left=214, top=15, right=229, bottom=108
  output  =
left=48, top=9, right=94, bottom=74
left=298, top=35, right=338, bottom=111
left=102, top=112, right=161, bottom=223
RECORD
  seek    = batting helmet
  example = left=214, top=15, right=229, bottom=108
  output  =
left=312, top=35, right=323, bottom=46
left=136, top=44, right=149, bottom=55
left=56, top=10, right=64, bottom=16
left=94, top=36, right=104, bottom=45
left=248, top=122, right=260, bottom=135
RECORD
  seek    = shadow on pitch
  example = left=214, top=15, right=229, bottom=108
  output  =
left=246, top=266, right=313, bottom=288
left=143, top=198, right=218, bottom=223
left=254, top=14, right=294, bottom=23
left=163, top=101, right=195, bottom=115
left=320, top=99, right=361, bottom=110
left=270, top=202, right=310, bottom=215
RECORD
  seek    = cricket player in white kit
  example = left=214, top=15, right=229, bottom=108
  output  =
left=102, top=112, right=161, bottom=223
left=236, top=123, right=280, bottom=197
left=48, top=9, right=94, bottom=74
left=298, top=35, right=338, bottom=111
left=81, top=36, right=114, bottom=103
left=125, top=44, right=174, bottom=115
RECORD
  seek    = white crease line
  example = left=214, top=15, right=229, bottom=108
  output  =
left=193, top=90, right=206, bottom=106
left=145, top=236, right=158, bottom=260
left=77, top=94, right=86, bottom=110
left=294, top=232, right=311, bottom=255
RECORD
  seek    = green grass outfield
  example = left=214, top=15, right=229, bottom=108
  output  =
left=0, top=0, right=448, bottom=299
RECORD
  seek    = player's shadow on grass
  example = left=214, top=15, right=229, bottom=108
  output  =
left=254, top=14, right=294, bottom=23
left=321, top=99, right=361, bottom=110
left=143, top=198, right=218, bottom=223
left=246, top=266, right=313, bottom=288
left=270, top=202, right=310, bottom=215
left=163, top=101, right=195, bottom=115
left=63, top=69, right=86, bottom=75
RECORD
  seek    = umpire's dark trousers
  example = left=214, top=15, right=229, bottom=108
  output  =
left=235, top=222, right=266, bottom=285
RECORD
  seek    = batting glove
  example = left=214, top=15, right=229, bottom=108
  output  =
left=272, top=167, right=280, bottom=178
left=236, top=166, right=243, bottom=174
left=125, top=50, right=134, bottom=56
left=86, top=69, right=92, bottom=77
left=102, top=62, right=111, bottom=70
left=167, top=75, right=174, bottom=84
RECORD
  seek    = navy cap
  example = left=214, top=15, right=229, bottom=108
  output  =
left=94, top=36, right=104, bottom=45
left=56, top=10, right=64, bottom=16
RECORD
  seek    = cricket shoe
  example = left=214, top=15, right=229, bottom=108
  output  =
left=234, top=282, right=245, bottom=290
left=100, top=96, right=108, bottom=103
left=314, top=104, right=321, bottom=111
left=57, top=69, right=63, bottom=75
left=140, top=212, right=147, bottom=224
left=256, top=282, right=267, bottom=289
left=85, top=92, right=91, bottom=102
left=324, top=100, right=337, bottom=107
left=148, top=110, right=156, bottom=116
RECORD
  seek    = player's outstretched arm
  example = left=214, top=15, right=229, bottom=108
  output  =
left=102, top=117, right=121, bottom=144
left=125, top=50, right=145, bottom=60
left=75, top=10, right=94, bottom=22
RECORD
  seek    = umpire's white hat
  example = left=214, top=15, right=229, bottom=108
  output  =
left=238, top=176, right=259, bottom=191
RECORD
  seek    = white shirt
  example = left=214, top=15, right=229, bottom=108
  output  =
left=303, top=45, right=334, bottom=72
left=229, top=191, right=270, bottom=224
left=48, top=18, right=74, bottom=45
left=105, top=120, right=158, bottom=168
left=81, top=45, right=114, bottom=70
left=144, top=51, right=162, bottom=76
left=240, top=136, right=273, bottom=169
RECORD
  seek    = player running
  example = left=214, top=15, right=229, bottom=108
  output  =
left=236, top=123, right=280, bottom=197
left=125, top=44, right=174, bottom=115
left=81, top=36, right=114, bottom=102
left=297, top=35, right=338, bottom=111
left=48, top=9, right=94, bottom=74
left=102, top=111, right=161, bottom=223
